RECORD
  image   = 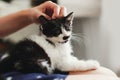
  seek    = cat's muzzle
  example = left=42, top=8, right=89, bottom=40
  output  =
left=59, top=40, right=68, bottom=44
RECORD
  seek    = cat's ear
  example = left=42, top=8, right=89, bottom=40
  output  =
left=38, top=16, right=48, bottom=25
left=65, top=12, right=74, bottom=22
left=38, top=16, right=48, bottom=31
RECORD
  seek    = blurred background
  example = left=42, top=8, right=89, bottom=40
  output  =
left=0, top=0, right=120, bottom=76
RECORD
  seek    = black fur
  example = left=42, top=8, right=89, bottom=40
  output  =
left=0, top=39, right=51, bottom=74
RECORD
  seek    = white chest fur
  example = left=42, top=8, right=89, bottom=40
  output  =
left=30, top=35, right=73, bottom=69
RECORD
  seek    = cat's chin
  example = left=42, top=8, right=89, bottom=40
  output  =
left=58, top=40, right=68, bottom=44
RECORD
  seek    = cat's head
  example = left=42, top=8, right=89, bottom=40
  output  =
left=39, top=12, right=74, bottom=44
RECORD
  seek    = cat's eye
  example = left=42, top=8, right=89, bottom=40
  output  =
left=64, top=26, right=69, bottom=30
left=65, top=21, right=71, bottom=26
left=63, top=24, right=72, bottom=31
left=66, top=27, right=71, bottom=31
left=50, top=28, right=62, bottom=36
left=55, top=30, right=61, bottom=35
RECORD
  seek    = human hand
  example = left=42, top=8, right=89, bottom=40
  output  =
left=28, top=1, right=67, bottom=23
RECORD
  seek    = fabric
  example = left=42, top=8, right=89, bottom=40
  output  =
left=1, top=71, right=119, bottom=80
left=2, top=72, right=68, bottom=80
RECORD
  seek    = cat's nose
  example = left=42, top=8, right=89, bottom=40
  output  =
left=63, top=36, right=70, bottom=40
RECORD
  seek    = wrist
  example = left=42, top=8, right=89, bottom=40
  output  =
left=20, top=9, right=34, bottom=24
left=24, top=8, right=41, bottom=23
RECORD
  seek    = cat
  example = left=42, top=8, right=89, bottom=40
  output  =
left=0, top=12, right=100, bottom=75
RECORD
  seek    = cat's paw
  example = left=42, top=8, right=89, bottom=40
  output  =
left=85, top=60, right=100, bottom=70
left=78, top=60, right=100, bottom=71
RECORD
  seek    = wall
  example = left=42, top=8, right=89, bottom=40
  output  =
left=100, top=0, right=120, bottom=72
left=78, top=0, right=120, bottom=73
left=0, top=0, right=39, bottom=42
left=59, top=0, right=100, bottom=17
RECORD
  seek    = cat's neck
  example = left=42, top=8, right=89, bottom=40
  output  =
left=46, top=39, right=55, bottom=46
left=29, top=35, right=70, bottom=46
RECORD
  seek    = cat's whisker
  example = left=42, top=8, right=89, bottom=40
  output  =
left=71, top=33, right=86, bottom=45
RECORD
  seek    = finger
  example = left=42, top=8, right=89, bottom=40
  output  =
left=52, top=5, right=60, bottom=19
left=59, top=6, right=67, bottom=18
left=37, top=1, right=61, bottom=19
left=41, top=13, right=51, bottom=20
left=44, top=1, right=60, bottom=18
left=35, top=13, right=51, bottom=24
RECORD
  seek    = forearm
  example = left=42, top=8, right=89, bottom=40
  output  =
left=0, top=9, right=32, bottom=37
left=0, top=1, right=66, bottom=38
left=67, top=67, right=119, bottom=80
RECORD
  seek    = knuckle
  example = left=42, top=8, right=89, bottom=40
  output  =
left=62, top=6, right=67, bottom=11
left=61, top=6, right=66, bottom=9
left=46, top=1, right=53, bottom=4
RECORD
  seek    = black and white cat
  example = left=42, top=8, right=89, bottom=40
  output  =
left=0, top=12, right=100, bottom=74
